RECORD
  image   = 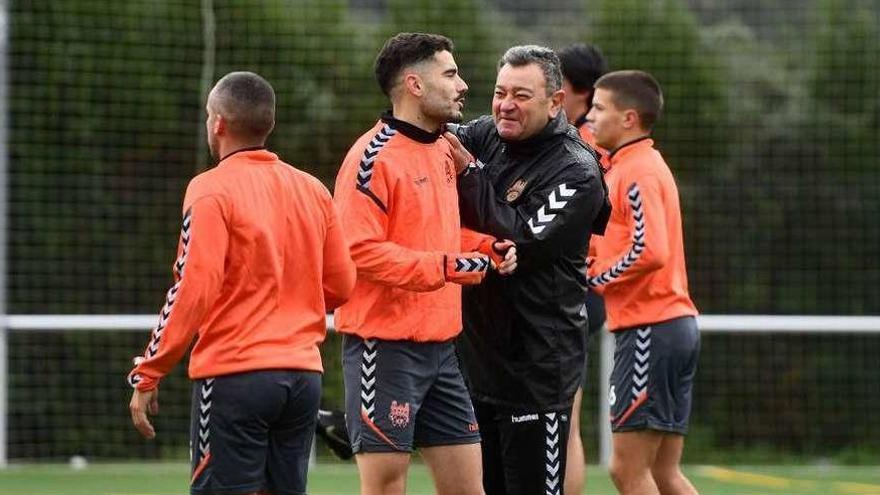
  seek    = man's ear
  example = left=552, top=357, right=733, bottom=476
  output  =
left=213, top=114, right=226, bottom=135
left=549, top=89, right=565, bottom=117
left=403, top=72, right=424, bottom=97
left=621, top=108, right=641, bottom=130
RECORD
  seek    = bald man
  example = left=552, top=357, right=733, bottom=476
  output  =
left=128, top=71, right=356, bottom=495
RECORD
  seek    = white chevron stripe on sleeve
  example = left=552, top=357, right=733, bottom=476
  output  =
left=588, top=183, right=645, bottom=287
left=128, top=209, right=194, bottom=388
left=527, top=183, right=577, bottom=235
left=356, top=125, right=396, bottom=191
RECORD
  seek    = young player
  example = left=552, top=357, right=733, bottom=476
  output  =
left=586, top=70, right=700, bottom=495
left=334, top=33, right=515, bottom=495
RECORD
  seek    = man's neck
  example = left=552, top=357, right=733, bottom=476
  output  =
left=609, top=132, right=652, bottom=157
left=392, top=101, right=441, bottom=134
left=610, top=130, right=650, bottom=151
left=216, top=140, right=266, bottom=162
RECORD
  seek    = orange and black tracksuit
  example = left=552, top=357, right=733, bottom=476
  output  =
left=333, top=113, right=485, bottom=343
left=587, top=137, right=698, bottom=330
left=128, top=148, right=356, bottom=391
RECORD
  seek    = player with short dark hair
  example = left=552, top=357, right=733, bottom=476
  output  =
left=128, top=71, right=357, bottom=495
left=586, top=69, right=700, bottom=495
left=334, top=32, right=516, bottom=495
left=558, top=43, right=608, bottom=152
left=373, top=32, right=454, bottom=97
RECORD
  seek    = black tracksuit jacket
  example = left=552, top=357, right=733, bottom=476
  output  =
left=451, top=113, right=610, bottom=411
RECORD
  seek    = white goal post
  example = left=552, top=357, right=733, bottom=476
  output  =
left=0, top=314, right=877, bottom=467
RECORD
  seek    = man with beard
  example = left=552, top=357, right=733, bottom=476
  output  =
left=128, top=71, right=357, bottom=495
left=445, top=45, right=610, bottom=495
left=333, top=33, right=516, bottom=495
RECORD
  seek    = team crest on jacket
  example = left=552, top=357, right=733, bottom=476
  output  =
left=388, top=401, right=411, bottom=428
left=505, top=178, right=528, bottom=202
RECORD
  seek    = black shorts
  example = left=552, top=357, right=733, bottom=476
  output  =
left=609, top=316, right=699, bottom=434
left=342, top=335, right=480, bottom=453
left=189, top=370, right=321, bottom=495
left=474, top=400, right=571, bottom=495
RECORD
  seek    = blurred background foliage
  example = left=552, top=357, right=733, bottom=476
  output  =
left=6, top=0, right=879, bottom=462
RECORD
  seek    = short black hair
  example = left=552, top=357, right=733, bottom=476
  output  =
left=374, top=33, right=454, bottom=97
left=498, top=45, right=562, bottom=95
left=211, top=71, right=275, bottom=140
left=594, top=70, right=664, bottom=130
left=558, top=43, right=607, bottom=93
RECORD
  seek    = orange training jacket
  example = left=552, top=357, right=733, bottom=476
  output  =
left=128, top=149, right=356, bottom=391
left=333, top=115, right=465, bottom=342
left=587, top=138, right=697, bottom=330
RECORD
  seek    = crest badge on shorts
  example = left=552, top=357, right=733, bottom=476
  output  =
left=505, top=178, right=527, bottom=202
left=388, top=401, right=411, bottom=428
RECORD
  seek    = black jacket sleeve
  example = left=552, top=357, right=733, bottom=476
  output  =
left=458, top=167, right=605, bottom=270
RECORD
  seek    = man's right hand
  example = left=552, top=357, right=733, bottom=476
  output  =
left=493, top=241, right=517, bottom=275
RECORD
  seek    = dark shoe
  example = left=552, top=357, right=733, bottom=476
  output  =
left=316, top=409, right=353, bottom=460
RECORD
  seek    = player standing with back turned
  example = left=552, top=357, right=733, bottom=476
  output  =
left=128, top=71, right=356, bottom=495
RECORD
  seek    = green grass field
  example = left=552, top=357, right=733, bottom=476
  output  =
left=1, top=462, right=879, bottom=495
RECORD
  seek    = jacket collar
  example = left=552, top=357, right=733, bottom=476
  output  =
left=608, top=136, right=654, bottom=166
left=218, top=146, right=272, bottom=164
left=381, top=111, right=443, bottom=144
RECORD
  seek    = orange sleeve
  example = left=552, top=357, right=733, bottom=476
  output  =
left=322, top=197, right=356, bottom=311
left=586, top=233, right=599, bottom=263
left=588, top=175, right=669, bottom=290
left=335, top=156, right=446, bottom=292
left=461, top=227, right=494, bottom=251
left=128, top=193, right=228, bottom=391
